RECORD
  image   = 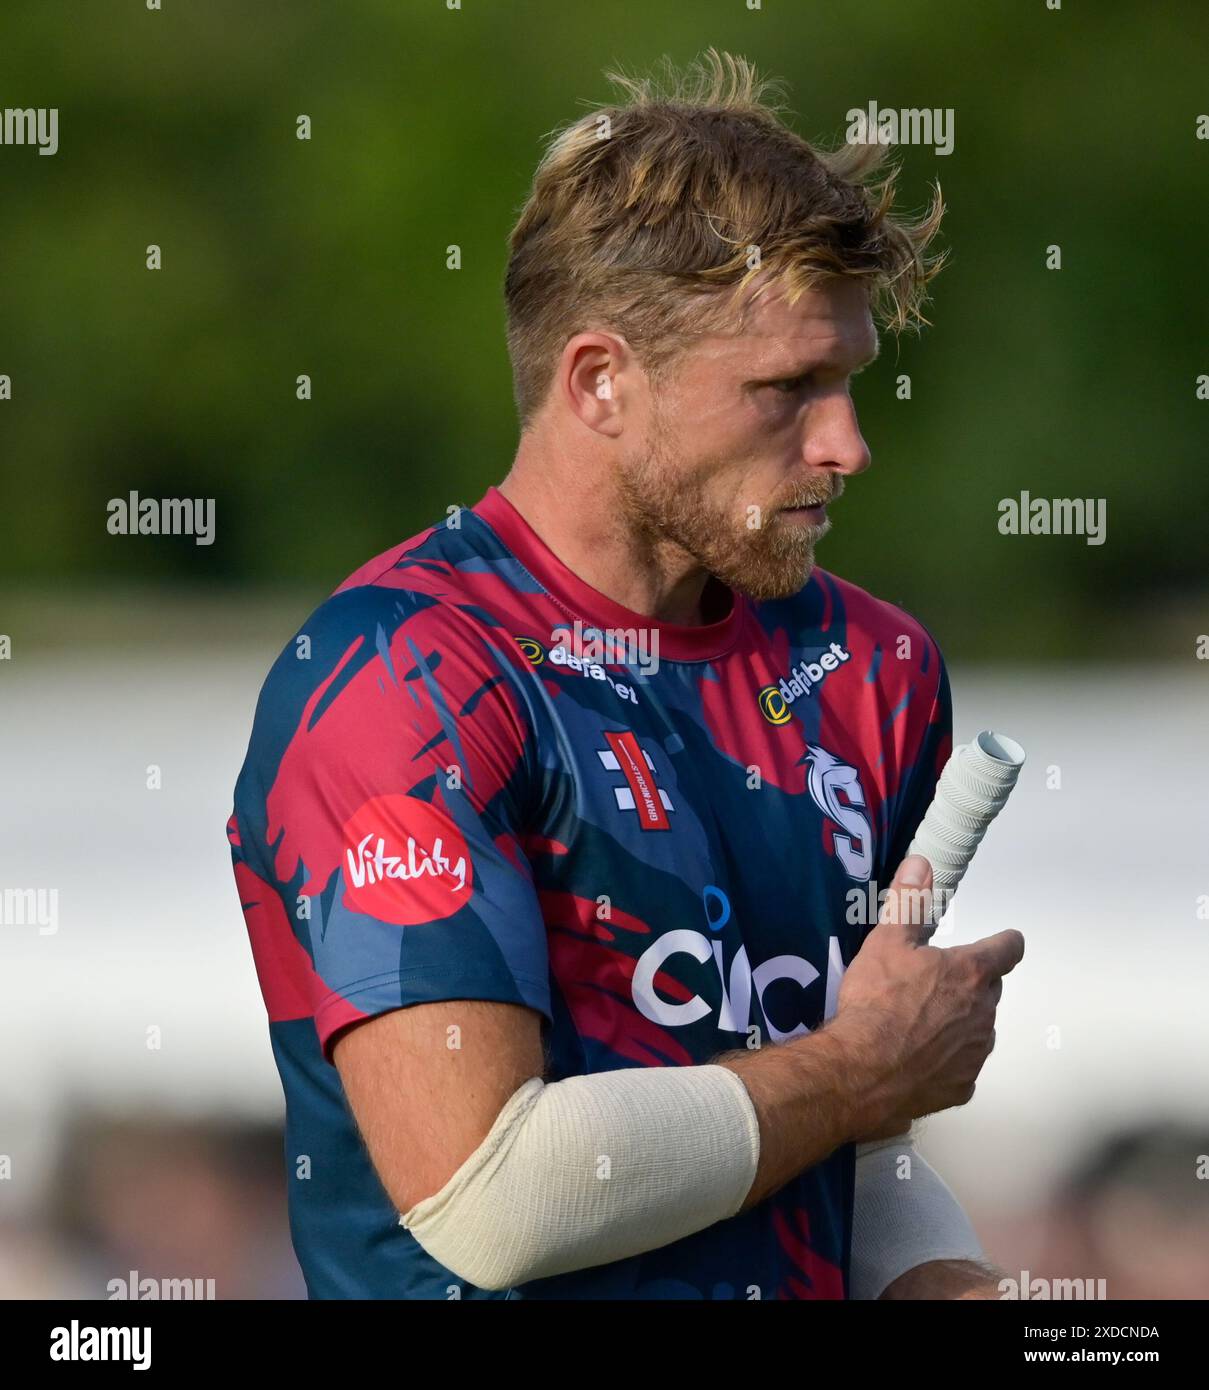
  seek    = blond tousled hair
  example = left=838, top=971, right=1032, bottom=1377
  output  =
left=503, top=48, right=945, bottom=428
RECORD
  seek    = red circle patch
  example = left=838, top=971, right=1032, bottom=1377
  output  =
left=341, top=794, right=473, bottom=926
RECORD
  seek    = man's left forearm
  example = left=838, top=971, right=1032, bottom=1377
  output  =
left=850, top=1131, right=990, bottom=1300
left=880, top=1257, right=1006, bottom=1300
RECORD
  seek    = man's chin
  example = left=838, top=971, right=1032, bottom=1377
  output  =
left=720, top=546, right=819, bottom=602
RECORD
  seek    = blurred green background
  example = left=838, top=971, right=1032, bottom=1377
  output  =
left=0, top=0, right=1205, bottom=659
left=2, top=0, right=1208, bottom=1306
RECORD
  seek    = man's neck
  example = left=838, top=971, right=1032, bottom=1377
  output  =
left=497, top=432, right=716, bottom=627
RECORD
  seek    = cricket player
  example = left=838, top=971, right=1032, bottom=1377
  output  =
left=229, top=50, right=1024, bottom=1300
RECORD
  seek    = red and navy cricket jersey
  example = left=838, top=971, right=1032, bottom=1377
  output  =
left=228, top=486, right=951, bottom=1300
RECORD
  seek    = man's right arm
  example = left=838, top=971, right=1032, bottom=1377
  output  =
left=334, top=997, right=548, bottom=1217
left=334, top=854, right=1023, bottom=1286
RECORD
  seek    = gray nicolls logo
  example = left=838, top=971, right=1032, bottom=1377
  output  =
left=597, top=730, right=673, bottom=831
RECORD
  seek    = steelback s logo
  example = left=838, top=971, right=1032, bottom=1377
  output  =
left=804, top=744, right=873, bottom=880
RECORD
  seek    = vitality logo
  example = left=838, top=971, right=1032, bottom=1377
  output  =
left=758, top=641, right=851, bottom=723
left=340, top=794, right=471, bottom=925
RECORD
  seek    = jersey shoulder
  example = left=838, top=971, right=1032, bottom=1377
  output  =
left=812, top=568, right=945, bottom=668
left=747, top=567, right=946, bottom=715
left=750, top=567, right=944, bottom=663
left=332, top=506, right=533, bottom=607
left=274, top=507, right=542, bottom=679
left=238, top=511, right=540, bottom=820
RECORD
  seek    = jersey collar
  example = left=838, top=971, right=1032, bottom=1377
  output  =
left=473, top=486, right=747, bottom=663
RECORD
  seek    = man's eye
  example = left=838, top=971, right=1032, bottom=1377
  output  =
left=770, top=373, right=810, bottom=394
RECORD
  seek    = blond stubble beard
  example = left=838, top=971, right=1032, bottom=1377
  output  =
left=615, top=415, right=833, bottom=603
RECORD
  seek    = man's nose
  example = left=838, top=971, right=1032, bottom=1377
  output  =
left=802, top=391, right=872, bottom=477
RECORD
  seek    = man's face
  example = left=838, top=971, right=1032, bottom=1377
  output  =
left=616, top=277, right=877, bottom=600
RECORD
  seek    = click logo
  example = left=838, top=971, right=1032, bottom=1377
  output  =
left=341, top=795, right=471, bottom=925
left=759, top=642, right=851, bottom=721
left=598, top=730, right=672, bottom=830
left=632, top=897, right=847, bottom=1042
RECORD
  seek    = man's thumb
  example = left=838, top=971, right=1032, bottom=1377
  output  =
left=876, top=854, right=935, bottom=936
left=896, top=854, right=931, bottom=889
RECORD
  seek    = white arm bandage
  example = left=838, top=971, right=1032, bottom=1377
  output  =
left=400, top=1064, right=761, bottom=1291
left=849, top=1131, right=985, bottom=1300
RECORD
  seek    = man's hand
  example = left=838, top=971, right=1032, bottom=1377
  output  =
left=830, top=854, right=1025, bottom=1141
left=880, top=1258, right=1007, bottom=1300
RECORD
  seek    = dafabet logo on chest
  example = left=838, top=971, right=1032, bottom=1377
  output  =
left=758, top=641, right=851, bottom=723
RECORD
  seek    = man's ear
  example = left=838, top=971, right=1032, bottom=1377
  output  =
left=558, top=331, right=631, bottom=438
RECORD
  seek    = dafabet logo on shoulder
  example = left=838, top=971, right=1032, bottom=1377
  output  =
left=758, top=642, right=851, bottom=723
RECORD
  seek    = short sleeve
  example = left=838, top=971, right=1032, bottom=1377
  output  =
left=236, top=587, right=551, bottom=1062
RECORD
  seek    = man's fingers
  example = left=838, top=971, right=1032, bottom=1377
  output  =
left=874, top=854, right=936, bottom=944
left=960, top=928, right=1026, bottom=981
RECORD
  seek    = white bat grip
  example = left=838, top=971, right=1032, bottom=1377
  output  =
left=905, top=730, right=1025, bottom=901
